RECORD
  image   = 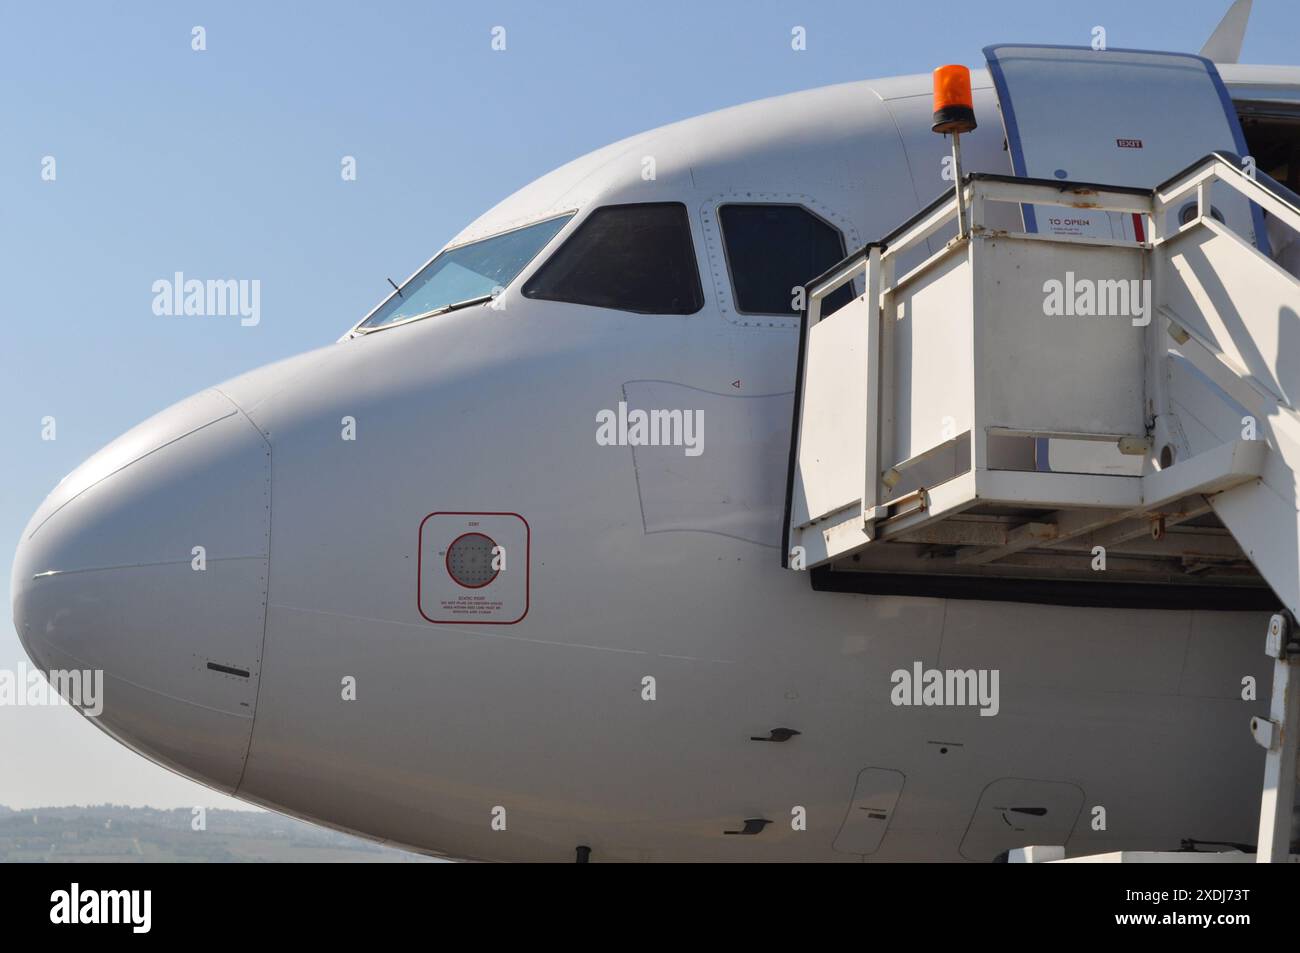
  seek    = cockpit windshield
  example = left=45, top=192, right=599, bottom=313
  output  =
left=358, top=213, right=574, bottom=331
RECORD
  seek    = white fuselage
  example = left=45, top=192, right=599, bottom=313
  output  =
left=12, top=66, right=1300, bottom=861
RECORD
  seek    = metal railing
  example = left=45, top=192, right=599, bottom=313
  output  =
left=799, top=173, right=1157, bottom=535
left=1153, top=150, right=1300, bottom=247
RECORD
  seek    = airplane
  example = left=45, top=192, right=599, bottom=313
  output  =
left=12, top=1, right=1300, bottom=861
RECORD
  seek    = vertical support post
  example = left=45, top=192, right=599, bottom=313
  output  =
left=1144, top=190, right=1164, bottom=454
left=966, top=191, right=985, bottom=485
left=952, top=133, right=966, bottom=239
left=1254, top=612, right=1299, bottom=862
left=968, top=176, right=984, bottom=234
left=863, top=246, right=883, bottom=533
left=877, top=251, right=897, bottom=518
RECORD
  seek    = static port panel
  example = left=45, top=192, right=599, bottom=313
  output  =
left=418, top=512, right=530, bottom=625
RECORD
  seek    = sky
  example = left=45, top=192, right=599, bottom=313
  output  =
left=0, top=0, right=1294, bottom=811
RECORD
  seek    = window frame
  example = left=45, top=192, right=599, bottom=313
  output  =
left=349, top=210, right=577, bottom=335
left=715, top=202, right=850, bottom=318
left=521, top=201, right=706, bottom=316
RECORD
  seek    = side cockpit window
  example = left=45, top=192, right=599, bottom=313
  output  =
left=718, top=204, right=852, bottom=318
left=523, top=202, right=704, bottom=314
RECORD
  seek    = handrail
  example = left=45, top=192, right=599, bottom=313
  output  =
left=804, top=174, right=1156, bottom=323
left=1154, top=151, right=1300, bottom=247
left=804, top=171, right=1162, bottom=303
left=805, top=152, right=1300, bottom=321
left=1157, top=150, right=1300, bottom=219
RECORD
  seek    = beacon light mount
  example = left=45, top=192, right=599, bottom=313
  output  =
left=932, top=64, right=978, bottom=238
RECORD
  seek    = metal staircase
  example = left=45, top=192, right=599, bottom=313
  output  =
left=783, top=152, right=1300, bottom=862
left=784, top=152, right=1300, bottom=616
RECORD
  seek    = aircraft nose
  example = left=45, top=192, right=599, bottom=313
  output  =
left=10, top=389, right=271, bottom=792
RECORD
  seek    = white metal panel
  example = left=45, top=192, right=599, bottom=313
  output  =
left=985, top=45, right=1259, bottom=245
left=975, top=238, right=1145, bottom=437
left=1168, top=354, right=1249, bottom=456
left=1162, top=222, right=1300, bottom=406
left=795, top=299, right=869, bottom=523
left=627, top=381, right=790, bottom=546
left=890, top=249, right=973, bottom=465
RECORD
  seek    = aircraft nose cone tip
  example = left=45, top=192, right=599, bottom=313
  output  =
left=11, top=542, right=46, bottom=673
left=11, top=388, right=271, bottom=793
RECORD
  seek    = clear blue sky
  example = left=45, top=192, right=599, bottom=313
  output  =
left=1, top=0, right=1293, bottom=809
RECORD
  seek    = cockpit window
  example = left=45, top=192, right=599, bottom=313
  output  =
left=718, top=204, right=852, bottom=317
left=522, top=203, right=704, bottom=314
left=359, top=213, right=573, bottom=331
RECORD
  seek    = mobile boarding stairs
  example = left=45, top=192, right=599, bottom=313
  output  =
left=784, top=152, right=1300, bottom=861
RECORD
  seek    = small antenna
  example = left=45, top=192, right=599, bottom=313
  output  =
left=386, top=277, right=403, bottom=297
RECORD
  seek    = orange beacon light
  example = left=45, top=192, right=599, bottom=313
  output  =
left=931, top=64, right=977, bottom=134
left=931, top=64, right=977, bottom=237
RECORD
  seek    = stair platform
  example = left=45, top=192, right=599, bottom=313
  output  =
left=785, top=155, right=1300, bottom=610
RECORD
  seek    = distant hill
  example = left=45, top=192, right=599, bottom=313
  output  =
left=0, top=804, right=441, bottom=863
